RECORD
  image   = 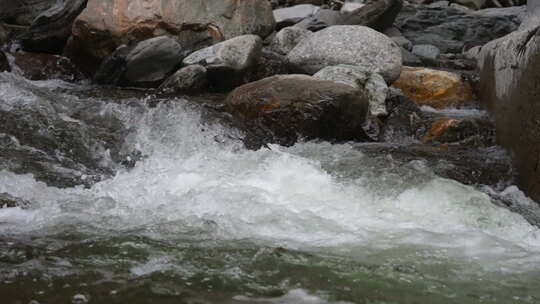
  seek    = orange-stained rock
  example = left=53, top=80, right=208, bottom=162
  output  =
left=65, top=0, right=275, bottom=75
left=421, top=117, right=495, bottom=144
left=422, top=118, right=461, bottom=143
left=391, top=66, right=475, bottom=109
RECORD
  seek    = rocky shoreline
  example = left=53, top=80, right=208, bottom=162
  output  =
left=0, top=0, right=538, bottom=205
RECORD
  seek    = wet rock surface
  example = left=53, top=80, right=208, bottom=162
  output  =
left=225, top=74, right=370, bottom=148
left=9, top=52, right=84, bottom=82
left=0, top=192, right=30, bottom=209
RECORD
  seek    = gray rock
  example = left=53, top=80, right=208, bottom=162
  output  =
left=464, top=45, right=482, bottom=60
left=274, top=4, right=320, bottom=28
left=225, top=74, right=370, bottom=147
left=412, top=44, right=441, bottom=59
left=183, top=35, right=263, bottom=90
left=0, top=0, right=56, bottom=25
left=159, top=65, right=208, bottom=94
left=396, top=3, right=523, bottom=53
left=294, top=9, right=342, bottom=31
left=125, top=36, right=184, bottom=86
left=313, top=65, right=388, bottom=117
left=384, top=26, right=413, bottom=50
left=287, top=25, right=402, bottom=83
left=478, top=0, right=540, bottom=201
left=271, top=26, right=313, bottom=54
left=0, top=193, right=29, bottom=208
left=401, top=47, right=423, bottom=66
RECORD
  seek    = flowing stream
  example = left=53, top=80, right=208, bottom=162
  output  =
left=1, top=76, right=540, bottom=304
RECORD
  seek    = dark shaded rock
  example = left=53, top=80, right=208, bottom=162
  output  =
left=0, top=193, right=30, bottom=208
left=421, top=117, right=495, bottom=145
left=478, top=1, right=540, bottom=202
left=94, top=36, right=184, bottom=87
left=248, top=49, right=291, bottom=82
left=225, top=74, right=370, bottom=148
left=0, top=73, right=136, bottom=188
left=0, top=0, right=57, bottom=25
left=10, top=52, right=84, bottom=82
left=0, top=51, right=9, bottom=72
left=159, top=65, right=208, bottom=94
left=0, top=23, right=7, bottom=46
left=396, top=3, right=523, bottom=53
left=379, top=89, right=428, bottom=142
left=274, top=4, right=320, bottom=29
left=20, top=0, right=88, bottom=54
left=294, top=9, right=341, bottom=31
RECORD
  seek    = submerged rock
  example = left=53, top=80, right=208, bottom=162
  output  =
left=66, top=0, right=275, bottom=75
left=0, top=74, right=136, bottom=188
left=391, top=67, right=475, bottom=109
left=225, top=74, right=370, bottom=147
left=287, top=25, right=402, bottom=83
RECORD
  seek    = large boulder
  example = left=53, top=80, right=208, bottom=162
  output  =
left=287, top=25, right=402, bottom=83
left=478, top=0, right=540, bottom=201
left=392, top=67, right=475, bottom=109
left=20, top=0, right=88, bottom=54
left=225, top=74, right=370, bottom=147
left=182, top=35, right=263, bottom=90
left=66, top=0, right=275, bottom=75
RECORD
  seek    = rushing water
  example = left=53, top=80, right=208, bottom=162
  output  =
left=1, top=76, right=540, bottom=304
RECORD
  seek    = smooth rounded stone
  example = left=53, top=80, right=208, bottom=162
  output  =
left=124, top=36, right=184, bottom=86
left=182, top=35, right=263, bottom=90
left=273, top=4, right=320, bottom=28
left=287, top=25, right=402, bottom=83
left=225, top=74, right=370, bottom=147
left=248, top=48, right=291, bottom=82
left=0, top=51, right=10, bottom=72
left=66, top=0, right=275, bottom=75
left=412, top=44, right=441, bottom=59
left=391, top=66, right=475, bottom=109
left=314, top=65, right=388, bottom=117
left=271, top=26, right=313, bottom=54
left=341, top=2, right=365, bottom=14
left=401, top=48, right=423, bottom=66
left=464, top=45, right=482, bottom=60
left=19, top=0, right=87, bottom=54
left=385, top=26, right=413, bottom=50
left=159, top=65, right=208, bottom=94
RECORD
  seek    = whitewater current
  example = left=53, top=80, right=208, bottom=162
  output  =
left=1, top=76, right=540, bottom=303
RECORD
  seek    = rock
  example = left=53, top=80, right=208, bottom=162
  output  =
left=0, top=23, right=7, bottom=46
left=396, top=3, right=523, bottom=53
left=183, top=35, right=263, bottom=90
left=271, top=26, right=312, bottom=55
left=401, top=47, right=423, bottom=66
left=379, top=88, right=428, bottom=142
left=159, top=65, right=208, bottom=94
left=412, top=44, right=441, bottom=60
left=391, top=67, right=475, bottom=109
left=464, top=45, right=483, bottom=60
left=10, top=53, right=84, bottom=82
left=248, top=49, right=291, bottom=82
left=124, top=36, right=184, bottom=86
left=0, top=193, right=30, bottom=208
left=0, top=51, right=9, bottom=72
left=478, top=0, right=540, bottom=201
left=67, top=0, right=275, bottom=75
left=0, top=73, right=135, bottom=188
left=421, top=117, right=495, bottom=145
left=287, top=25, right=402, bottom=83
left=225, top=74, right=370, bottom=147
left=313, top=65, right=388, bottom=117
left=384, top=26, right=413, bottom=50
left=20, top=0, right=87, bottom=54
left=0, top=0, right=57, bottom=25
left=273, top=4, right=320, bottom=29
left=455, top=0, right=487, bottom=10
left=295, top=0, right=403, bottom=32
left=94, top=36, right=184, bottom=87
left=341, top=3, right=365, bottom=14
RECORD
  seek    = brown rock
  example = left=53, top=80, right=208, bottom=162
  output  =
left=11, top=53, right=84, bottom=82
left=66, top=0, right=275, bottom=75
left=392, top=66, right=475, bottom=109
left=225, top=74, right=370, bottom=147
